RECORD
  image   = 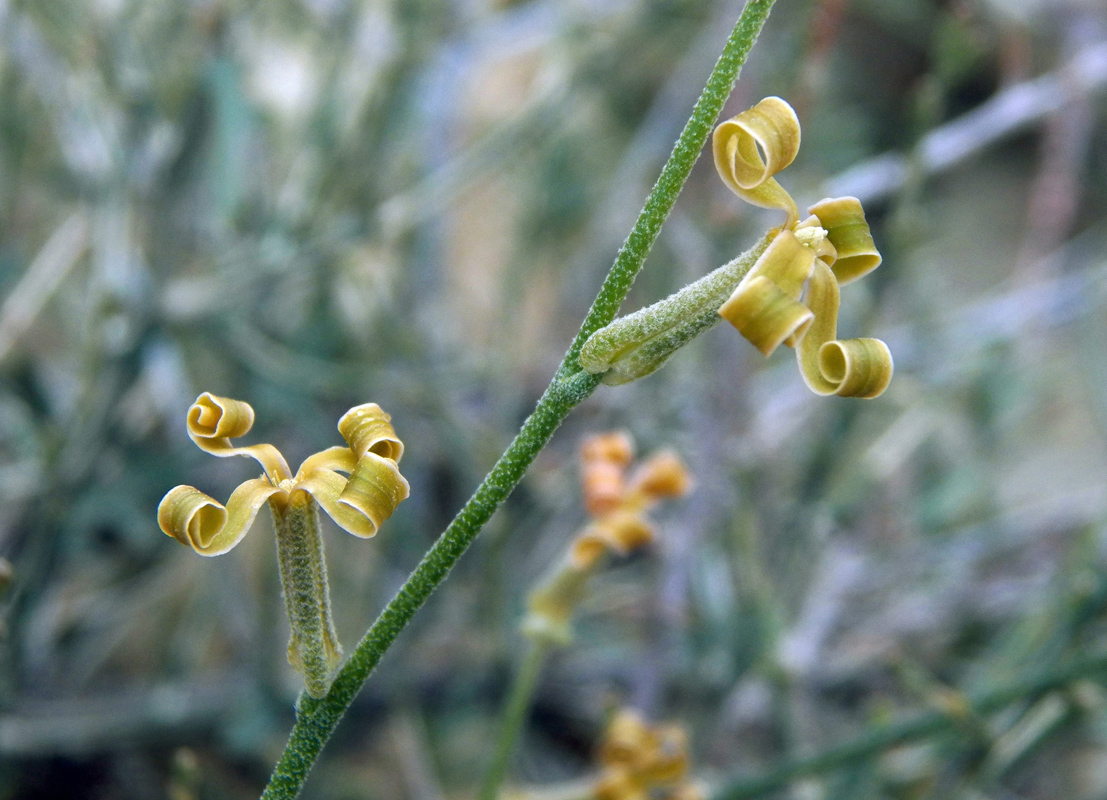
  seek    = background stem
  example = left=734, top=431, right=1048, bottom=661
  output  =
left=712, top=651, right=1107, bottom=799
left=477, top=640, right=552, bottom=800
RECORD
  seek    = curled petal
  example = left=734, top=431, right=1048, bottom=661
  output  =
left=298, top=445, right=357, bottom=476
left=301, top=454, right=409, bottom=538
left=741, top=229, right=817, bottom=299
left=581, top=431, right=635, bottom=516
left=157, top=479, right=281, bottom=556
left=581, top=431, right=635, bottom=467
left=575, top=511, right=654, bottom=559
left=185, top=393, right=291, bottom=482
left=187, top=393, right=254, bottom=439
left=797, top=260, right=893, bottom=398
left=339, top=454, right=410, bottom=533
left=719, top=230, right=817, bottom=354
left=582, top=459, right=626, bottom=518
left=719, top=275, right=814, bottom=357
left=819, top=338, right=894, bottom=399
left=627, top=451, right=693, bottom=503
left=809, top=196, right=882, bottom=284
left=338, top=403, right=403, bottom=462
left=713, top=97, right=801, bottom=225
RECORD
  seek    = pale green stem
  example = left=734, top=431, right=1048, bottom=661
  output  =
left=477, top=639, right=552, bottom=800
left=579, top=233, right=773, bottom=383
left=271, top=492, right=342, bottom=699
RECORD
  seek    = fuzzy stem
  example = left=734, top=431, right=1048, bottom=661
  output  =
left=578, top=233, right=773, bottom=383
left=560, top=0, right=779, bottom=377
left=271, top=492, right=342, bottom=700
left=260, top=2, right=777, bottom=797
left=477, top=640, right=552, bottom=800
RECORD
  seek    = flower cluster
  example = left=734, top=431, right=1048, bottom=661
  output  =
left=713, top=97, right=893, bottom=398
left=157, top=392, right=409, bottom=697
left=522, top=431, right=691, bottom=645
left=158, top=393, right=409, bottom=554
left=593, top=709, right=702, bottom=800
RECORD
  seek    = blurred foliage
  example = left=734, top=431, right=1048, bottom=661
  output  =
left=3, top=0, right=1107, bottom=798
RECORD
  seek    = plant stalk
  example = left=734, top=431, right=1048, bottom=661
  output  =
left=271, top=492, right=342, bottom=700
left=477, top=640, right=552, bottom=800
left=260, top=2, right=777, bottom=796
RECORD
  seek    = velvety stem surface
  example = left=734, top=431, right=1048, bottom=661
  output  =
left=272, top=492, right=341, bottom=700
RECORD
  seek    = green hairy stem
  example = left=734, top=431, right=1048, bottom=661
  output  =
left=259, top=2, right=777, bottom=797
left=579, top=232, right=773, bottom=384
left=271, top=494, right=342, bottom=700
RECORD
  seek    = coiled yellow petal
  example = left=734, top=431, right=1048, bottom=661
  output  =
left=157, top=479, right=281, bottom=556
left=626, top=450, right=693, bottom=503
left=184, top=393, right=291, bottom=482
left=187, top=393, right=254, bottom=439
left=712, top=96, right=801, bottom=226
left=808, top=196, right=882, bottom=285
left=296, top=456, right=407, bottom=540
left=337, top=403, right=404, bottom=462
left=297, top=445, right=357, bottom=476
left=574, top=510, right=655, bottom=560
left=819, top=338, right=894, bottom=399
left=718, top=229, right=821, bottom=356
left=581, top=431, right=634, bottom=516
left=797, top=260, right=894, bottom=398
left=719, top=276, right=814, bottom=357
left=336, top=453, right=410, bottom=537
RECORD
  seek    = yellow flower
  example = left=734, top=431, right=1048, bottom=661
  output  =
left=157, top=392, right=409, bottom=698
left=158, top=392, right=409, bottom=556
left=523, top=432, right=692, bottom=645
left=713, top=97, right=893, bottom=399
left=594, top=709, right=702, bottom=800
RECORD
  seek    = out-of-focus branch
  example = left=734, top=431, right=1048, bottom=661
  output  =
left=0, top=213, right=88, bottom=365
left=712, top=650, right=1107, bottom=800
left=821, top=42, right=1107, bottom=205
left=0, top=672, right=252, bottom=757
